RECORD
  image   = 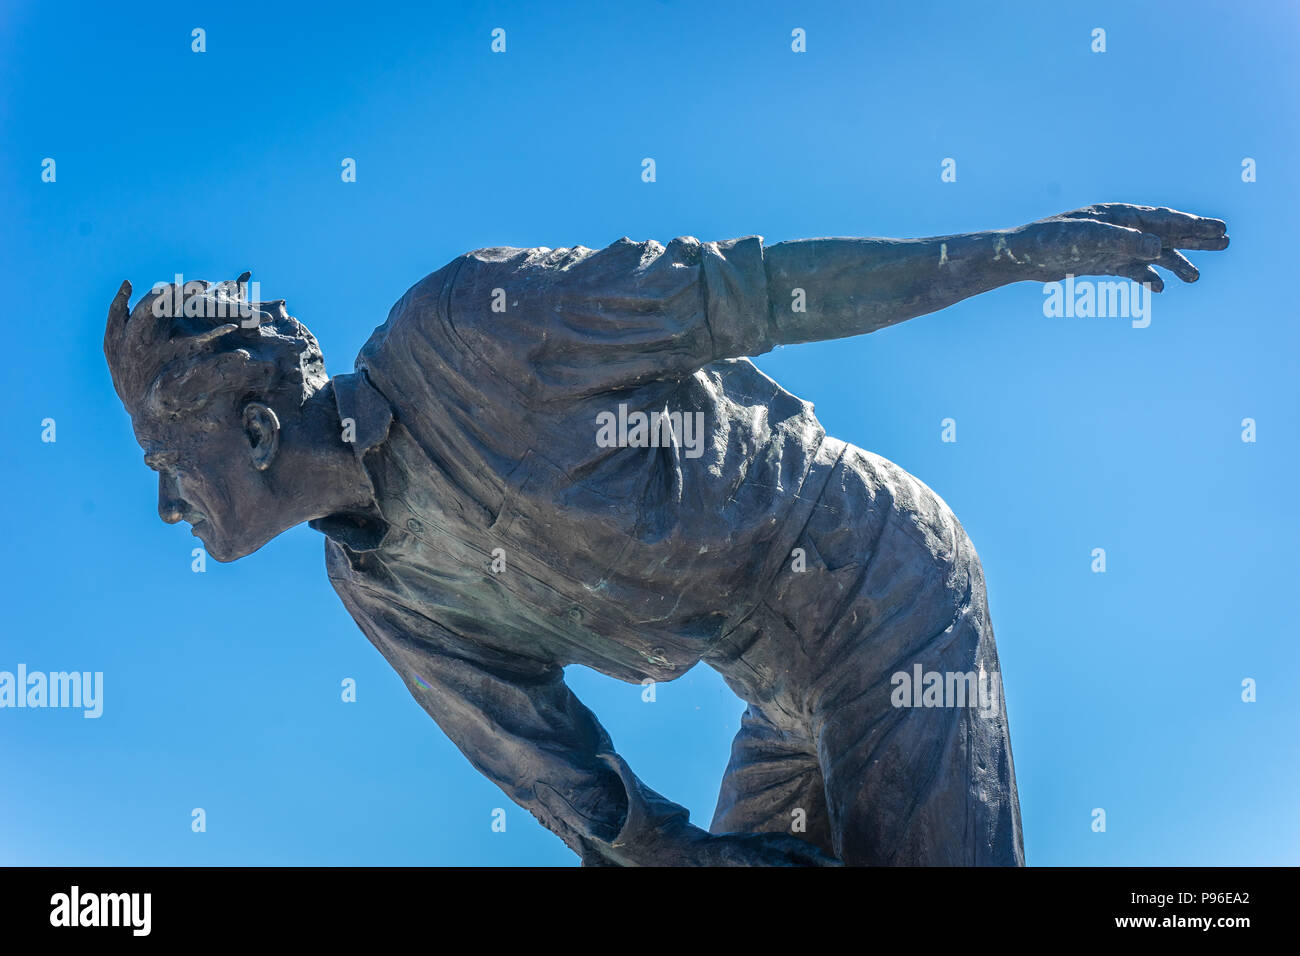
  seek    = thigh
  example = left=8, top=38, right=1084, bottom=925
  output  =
left=797, top=446, right=1024, bottom=865
left=710, top=703, right=835, bottom=858
left=815, top=590, right=1023, bottom=866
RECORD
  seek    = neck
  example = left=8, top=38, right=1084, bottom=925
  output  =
left=275, top=382, right=377, bottom=523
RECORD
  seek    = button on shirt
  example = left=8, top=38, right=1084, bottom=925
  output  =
left=311, top=236, right=844, bottom=863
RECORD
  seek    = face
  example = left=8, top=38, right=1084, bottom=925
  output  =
left=134, top=407, right=282, bottom=562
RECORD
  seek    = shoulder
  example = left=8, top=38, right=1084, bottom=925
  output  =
left=459, top=236, right=714, bottom=275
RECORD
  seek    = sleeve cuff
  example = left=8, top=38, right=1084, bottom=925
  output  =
left=700, top=236, right=776, bottom=359
left=592, top=751, right=695, bottom=865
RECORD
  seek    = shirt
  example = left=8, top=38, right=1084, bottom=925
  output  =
left=312, top=235, right=845, bottom=863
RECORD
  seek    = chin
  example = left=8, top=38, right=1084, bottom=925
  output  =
left=202, top=530, right=274, bottom=563
left=192, top=525, right=248, bottom=563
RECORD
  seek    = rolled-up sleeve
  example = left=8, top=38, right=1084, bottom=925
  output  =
left=444, top=235, right=775, bottom=401
left=699, top=236, right=775, bottom=359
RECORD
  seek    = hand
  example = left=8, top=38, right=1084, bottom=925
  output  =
left=600, top=815, right=843, bottom=866
left=1009, top=203, right=1229, bottom=291
left=680, top=826, right=843, bottom=867
left=594, top=750, right=842, bottom=866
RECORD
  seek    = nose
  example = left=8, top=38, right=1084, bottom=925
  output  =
left=158, top=472, right=185, bottom=524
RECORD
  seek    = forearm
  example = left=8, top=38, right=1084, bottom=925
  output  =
left=501, top=727, right=695, bottom=864
left=414, top=662, right=671, bottom=860
left=583, top=752, right=840, bottom=866
left=437, top=680, right=829, bottom=866
left=762, top=230, right=1030, bottom=346
left=337, top=560, right=840, bottom=865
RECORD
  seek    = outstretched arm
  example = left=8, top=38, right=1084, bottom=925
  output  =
left=437, top=204, right=1227, bottom=401
left=761, top=204, right=1229, bottom=347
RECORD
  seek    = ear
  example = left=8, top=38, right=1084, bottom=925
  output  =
left=241, top=402, right=281, bottom=471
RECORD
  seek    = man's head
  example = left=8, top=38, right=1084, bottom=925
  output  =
left=105, top=275, right=331, bottom=561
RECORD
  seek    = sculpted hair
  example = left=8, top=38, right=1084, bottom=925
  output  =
left=105, top=274, right=327, bottom=421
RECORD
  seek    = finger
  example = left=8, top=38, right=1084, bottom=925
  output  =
left=1055, top=203, right=1153, bottom=232
left=1086, top=202, right=1227, bottom=248
left=1120, top=263, right=1164, bottom=292
left=1061, top=219, right=1162, bottom=261
left=1138, top=206, right=1227, bottom=243
left=1172, top=213, right=1227, bottom=239
left=1112, top=226, right=1163, bottom=261
left=1063, top=204, right=1228, bottom=248
left=1170, top=233, right=1229, bottom=251
left=1155, top=249, right=1199, bottom=282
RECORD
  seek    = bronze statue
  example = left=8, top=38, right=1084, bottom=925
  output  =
left=105, top=204, right=1227, bottom=865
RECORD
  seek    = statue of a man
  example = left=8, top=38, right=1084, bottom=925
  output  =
left=105, top=204, right=1227, bottom=866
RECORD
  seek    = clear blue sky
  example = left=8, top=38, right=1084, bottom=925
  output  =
left=1, top=0, right=1296, bottom=866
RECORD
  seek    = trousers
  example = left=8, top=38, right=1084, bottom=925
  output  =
left=704, top=440, right=1025, bottom=865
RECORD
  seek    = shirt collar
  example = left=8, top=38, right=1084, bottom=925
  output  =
left=334, top=369, right=395, bottom=455
left=308, top=371, right=394, bottom=553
